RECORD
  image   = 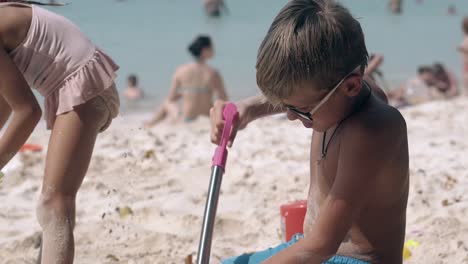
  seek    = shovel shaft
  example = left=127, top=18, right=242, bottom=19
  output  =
left=197, top=103, right=238, bottom=264
left=197, top=166, right=225, bottom=264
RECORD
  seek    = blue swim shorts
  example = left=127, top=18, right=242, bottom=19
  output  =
left=222, top=234, right=369, bottom=264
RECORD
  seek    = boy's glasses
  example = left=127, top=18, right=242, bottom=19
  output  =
left=286, top=66, right=361, bottom=121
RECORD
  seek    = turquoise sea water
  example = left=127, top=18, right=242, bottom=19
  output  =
left=45, top=0, right=468, bottom=111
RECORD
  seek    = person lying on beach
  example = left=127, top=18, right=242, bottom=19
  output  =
left=0, top=1, right=119, bottom=263
left=210, top=0, right=409, bottom=263
left=145, top=35, right=228, bottom=127
left=430, top=63, right=459, bottom=99
left=388, top=66, right=435, bottom=107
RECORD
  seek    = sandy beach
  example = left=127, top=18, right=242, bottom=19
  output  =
left=0, top=98, right=467, bottom=264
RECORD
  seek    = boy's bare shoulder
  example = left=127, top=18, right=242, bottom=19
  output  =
left=345, top=100, right=407, bottom=149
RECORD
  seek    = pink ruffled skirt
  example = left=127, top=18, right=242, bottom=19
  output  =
left=44, top=49, right=120, bottom=130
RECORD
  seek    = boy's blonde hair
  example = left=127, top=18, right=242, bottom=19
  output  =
left=256, top=0, right=368, bottom=104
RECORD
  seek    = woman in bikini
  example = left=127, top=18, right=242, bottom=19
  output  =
left=0, top=1, right=119, bottom=263
left=145, top=35, right=228, bottom=126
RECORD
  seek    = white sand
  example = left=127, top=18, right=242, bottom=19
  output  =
left=0, top=98, right=467, bottom=264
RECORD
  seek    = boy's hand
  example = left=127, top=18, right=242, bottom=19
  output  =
left=209, top=100, right=247, bottom=147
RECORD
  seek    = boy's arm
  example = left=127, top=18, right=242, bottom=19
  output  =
left=239, top=95, right=285, bottom=123
left=210, top=95, right=284, bottom=146
left=263, top=115, right=405, bottom=264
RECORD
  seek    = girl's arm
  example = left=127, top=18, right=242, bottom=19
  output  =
left=0, top=95, right=11, bottom=131
left=0, top=44, right=41, bottom=170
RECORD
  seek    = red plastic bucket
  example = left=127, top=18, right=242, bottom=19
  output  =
left=280, top=200, right=307, bottom=242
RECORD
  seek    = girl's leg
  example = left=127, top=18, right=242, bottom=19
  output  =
left=36, top=96, right=109, bottom=264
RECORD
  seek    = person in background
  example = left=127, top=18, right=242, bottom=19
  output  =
left=447, top=5, right=456, bottom=16
left=389, top=66, right=435, bottom=107
left=458, top=17, right=468, bottom=95
left=365, top=53, right=390, bottom=92
left=430, top=63, right=459, bottom=99
left=389, top=0, right=402, bottom=14
left=145, top=35, right=228, bottom=127
left=123, top=74, right=144, bottom=101
left=364, top=54, right=384, bottom=79
left=203, top=0, right=228, bottom=17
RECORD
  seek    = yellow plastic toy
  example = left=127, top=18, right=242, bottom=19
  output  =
left=403, top=246, right=411, bottom=260
left=403, top=239, right=420, bottom=260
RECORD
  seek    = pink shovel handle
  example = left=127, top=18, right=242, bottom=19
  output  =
left=212, top=103, right=238, bottom=169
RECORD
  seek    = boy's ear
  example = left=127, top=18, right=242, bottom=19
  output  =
left=342, top=75, right=363, bottom=97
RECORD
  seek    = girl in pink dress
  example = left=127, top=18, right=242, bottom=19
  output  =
left=0, top=2, right=119, bottom=263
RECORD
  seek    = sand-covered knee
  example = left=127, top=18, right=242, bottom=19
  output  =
left=36, top=192, right=75, bottom=230
left=37, top=194, right=75, bottom=264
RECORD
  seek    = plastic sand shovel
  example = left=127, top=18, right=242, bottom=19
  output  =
left=196, top=103, right=238, bottom=264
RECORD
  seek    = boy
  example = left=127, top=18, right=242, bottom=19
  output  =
left=458, top=17, right=468, bottom=95
left=209, top=0, right=409, bottom=263
left=123, top=74, right=144, bottom=101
